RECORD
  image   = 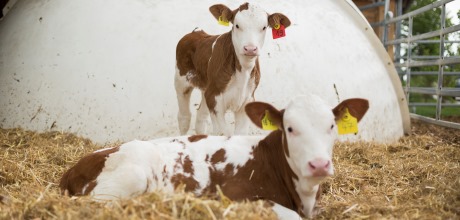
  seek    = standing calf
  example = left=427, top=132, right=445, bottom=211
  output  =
left=60, top=94, right=369, bottom=218
left=175, top=2, right=291, bottom=135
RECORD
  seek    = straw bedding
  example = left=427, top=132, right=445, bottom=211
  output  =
left=1, top=120, right=458, bottom=219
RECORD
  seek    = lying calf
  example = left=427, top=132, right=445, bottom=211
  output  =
left=60, top=94, right=369, bottom=218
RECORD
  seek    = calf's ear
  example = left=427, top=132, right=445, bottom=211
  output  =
left=209, top=4, right=234, bottom=23
left=268, top=13, right=291, bottom=28
left=245, top=102, right=283, bottom=129
left=332, top=98, right=369, bottom=122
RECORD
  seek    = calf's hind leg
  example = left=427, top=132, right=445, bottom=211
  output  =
left=174, top=69, right=193, bottom=135
left=195, top=91, right=209, bottom=134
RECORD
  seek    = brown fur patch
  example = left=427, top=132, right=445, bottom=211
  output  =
left=215, top=130, right=303, bottom=215
left=209, top=3, right=249, bottom=24
left=171, top=155, right=199, bottom=192
left=238, top=2, right=249, bottom=12
left=204, top=163, right=235, bottom=194
left=223, top=163, right=234, bottom=175
left=59, top=146, right=120, bottom=196
left=183, top=155, right=194, bottom=174
left=251, top=59, right=261, bottom=98
left=209, top=4, right=234, bottom=23
left=268, top=13, right=291, bottom=29
left=171, top=174, right=200, bottom=192
left=84, top=181, right=97, bottom=195
left=176, top=30, right=219, bottom=90
left=210, top=148, right=227, bottom=164
left=245, top=102, right=283, bottom=129
left=333, top=98, right=369, bottom=122
left=188, top=134, right=208, bottom=142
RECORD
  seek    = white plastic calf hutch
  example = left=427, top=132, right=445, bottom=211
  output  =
left=0, top=0, right=410, bottom=144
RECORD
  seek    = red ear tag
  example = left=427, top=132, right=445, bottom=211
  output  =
left=272, top=24, right=286, bottom=39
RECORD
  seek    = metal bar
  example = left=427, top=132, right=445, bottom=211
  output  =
left=358, top=2, right=385, bottom=11
left=395, top=55, right=460, bottom=59
left=385, top=24, right=460, bottom=45
left=396, top=56, right=460, bottom=60
left=434, top=89, right=460, bottom=97
left=396, top=71, right=460, bottom=76
left=394, top=57, right=460, bottom=67
left=382, top=0, right=390, bottom=44
left=395, top=0, right=403, bottom=82
left=405, top=16, right=413, bottom=100
left=414, top=56, right=440, bottom=59
left=409, top=103, right=460, bottom=107
left=404, top=87, right=432, bottom=95
left=370, top=21, right=384, bottom=27
left=436, top=4, right=447, bottom=120
left=410, top=113, right=460, bottom=129
left=404, top=87, right=460, bottom=96
left=412, top=40, right=460, bottom=44
left=385, top=0, right=454, bottom=24
left=440, top=88, right=460, bottom=97
left=411, top=56, right=444, bottom=59
left=395, top=60, right=460, bottom=66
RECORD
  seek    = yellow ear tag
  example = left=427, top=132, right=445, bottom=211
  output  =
left=337, top=108, right=359, bottom=135
left=218, top=16, right=229, bottom=26
left=261, top=110, right=278, bottom=130
left=274, top=24, right=280, bottom=30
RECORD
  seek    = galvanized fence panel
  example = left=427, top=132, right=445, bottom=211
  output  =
left=359, top=0, right=460, bottom=129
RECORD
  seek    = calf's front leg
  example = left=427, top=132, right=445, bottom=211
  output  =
left=234, top=107, right=250, bottom=135
left=210, top=111, right=230, bottom=136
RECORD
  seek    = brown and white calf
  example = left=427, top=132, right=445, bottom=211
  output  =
left=175, top=2, right=291, bottom=136
left=60, top=94, right=369, bottom=218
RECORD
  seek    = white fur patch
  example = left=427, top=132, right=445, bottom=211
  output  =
left=272, top=203, right=302, bottom=220
left=211, top=34, right=222, bottom=52
left=93, top=147, right=116, bottom=153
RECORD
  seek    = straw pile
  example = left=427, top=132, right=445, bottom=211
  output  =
left=1, top=120, right=459, bottom=219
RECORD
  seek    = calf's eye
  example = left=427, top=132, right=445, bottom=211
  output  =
left=287, top=127, right=293, bottom=133
left=236, top=24, right=240, bottom=29
left=262, top=26, right=266, bottom=30
left=330, top=124, right=334, bottom=129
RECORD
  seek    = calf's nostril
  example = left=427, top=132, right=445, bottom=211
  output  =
left=309, top=159, right=331, bottom=171
left=244, top=46, right=257, bottom=53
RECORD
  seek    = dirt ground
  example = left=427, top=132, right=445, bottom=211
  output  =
left=0, top=119, right=459, bottom=219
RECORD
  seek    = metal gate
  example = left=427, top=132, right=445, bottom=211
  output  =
left=359, top=0, right=460, bottom=129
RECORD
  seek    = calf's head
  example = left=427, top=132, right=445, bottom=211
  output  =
left=209, top=3, right=291, bottom=57
left=245, top=95, right=369, bottom=179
